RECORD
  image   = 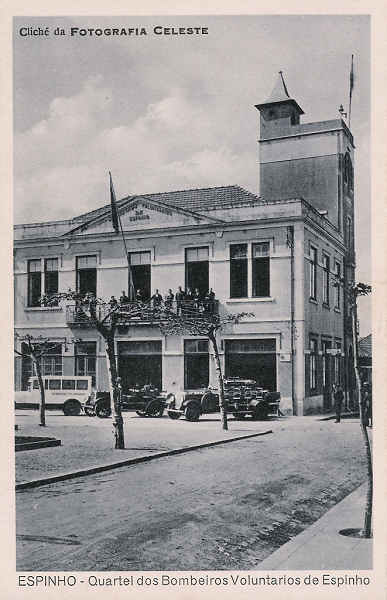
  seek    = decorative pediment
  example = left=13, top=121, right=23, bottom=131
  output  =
left=69, top=196, right=223, bottom=236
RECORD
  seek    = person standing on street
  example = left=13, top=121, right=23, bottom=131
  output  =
left=333, top=383, right=344, bottom=423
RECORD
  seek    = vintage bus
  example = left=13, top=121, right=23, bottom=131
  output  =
left=15, top=375, right=94, bottom=415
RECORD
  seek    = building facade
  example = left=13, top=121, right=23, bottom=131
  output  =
left=14, top=75, right=356, bottom=414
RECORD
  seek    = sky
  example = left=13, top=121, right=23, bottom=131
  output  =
left=13, top=15, right=371, bottom=333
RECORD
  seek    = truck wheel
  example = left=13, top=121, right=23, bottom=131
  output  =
left=63, top=400, right=81, bottom=416
left=168, top=411, right=181, bottom=420
left=136, top=408, right=147, bottom=417
left=145, top=400, right=164, bottom=417
left=252, top=405, right=269, bottom=420
left=96, top=403, right=111, bottom=418
left=233, top=413, right=246, bottom=420
left=185, top=403, right=200, bottom=422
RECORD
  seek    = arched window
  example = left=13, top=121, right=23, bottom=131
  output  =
left=344, top=153, right=354, bottom=191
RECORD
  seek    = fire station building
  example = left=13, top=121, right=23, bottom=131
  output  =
left=14, top=74, right=356, bottom=414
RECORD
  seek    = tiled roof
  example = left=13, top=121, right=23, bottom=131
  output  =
left=76, top=185, right=262, bottom=223
left=358, top=334, right=372, bottom=358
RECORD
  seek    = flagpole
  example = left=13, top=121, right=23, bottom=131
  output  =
left=348, top=54, right=354, bottom=129
left=109, top=172, right=135, bottom=301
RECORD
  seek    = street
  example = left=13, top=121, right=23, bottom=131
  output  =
left=16, top=416, right=368, bottom=571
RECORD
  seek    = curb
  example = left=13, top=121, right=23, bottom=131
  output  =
left=319, top=412, right=359, bottom=421
left=16, top=429, right=273, bottom=491
left=15, top=438, right=61, bottom=452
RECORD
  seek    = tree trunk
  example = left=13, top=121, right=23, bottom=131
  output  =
left=34, top=357, right=46, bottom=427
left=351, top=303, right=373, bottom=538
left=105, top=336, right=125, bottom=449
left=209, top=330, right=228, bottom=431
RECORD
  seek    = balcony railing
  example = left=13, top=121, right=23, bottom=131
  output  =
left=66, top=300, right=219, bottom=328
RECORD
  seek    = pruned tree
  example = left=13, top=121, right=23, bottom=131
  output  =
left=332, top=274, right=372, bottom=537
left=156, top=304, right=252, bottom=431
left=347, top=281, right=372, bottom=538
left=47, top=290, right=150, bottom=449
left=14, top=333, right=76, bottom=427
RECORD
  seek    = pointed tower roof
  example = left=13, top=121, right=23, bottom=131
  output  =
left=255, top=71, right=304, bottom=114
left=266, top=71, right=290, bottom=103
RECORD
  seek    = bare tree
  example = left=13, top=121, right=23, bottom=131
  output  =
left=14, top=334, right=72, bottom=427
left=156, top=304, right=252, bottom=431
left=347, top=282, right=372, bottom=538
left=48, top=291, right=150, bottom=449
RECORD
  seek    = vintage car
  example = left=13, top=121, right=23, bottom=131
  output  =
left=166, top=388, right=219, bottom=421
left=84, top=385, right=170, bottom=418
left=166, top=377, right=280, bottom=422
left=224, top=377, right=280, bottom=420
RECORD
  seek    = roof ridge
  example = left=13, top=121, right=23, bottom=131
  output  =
left=76, top=184, right=261, bottom=222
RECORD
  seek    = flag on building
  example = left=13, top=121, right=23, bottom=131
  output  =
left=109, top=171, right=120, bottom=234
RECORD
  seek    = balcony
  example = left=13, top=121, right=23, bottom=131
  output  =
left=66, top=300, right=219, bottom=328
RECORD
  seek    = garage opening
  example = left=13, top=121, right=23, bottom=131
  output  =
left=225, top=339, right=277, bottom=391
left=118, top=341, right=162, bottom=391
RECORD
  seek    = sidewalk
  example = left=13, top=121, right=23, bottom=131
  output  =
left=258, top=482, right=372, bottom=570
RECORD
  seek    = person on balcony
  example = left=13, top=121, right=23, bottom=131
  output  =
left=193, top=288, right=201, bottom=310
left=119, top=290, right=129, bottom=305
left=109, top=296, right=118, bottom=309
left=135, top=289, right=143, bottom=302
left=204, top=288, right=216, bottom=313
left=165, top=289, right=174, bottom=310
left=151, top=289, right=163, bottom=308
left=175, top=286, right=185, bottom=315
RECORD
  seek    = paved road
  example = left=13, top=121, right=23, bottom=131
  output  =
left=16, top=417, right=367, bottom=571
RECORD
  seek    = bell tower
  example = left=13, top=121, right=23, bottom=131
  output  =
left=256, top=71, right=304, bottom=139
left=255, top=72, right=355, bottom=233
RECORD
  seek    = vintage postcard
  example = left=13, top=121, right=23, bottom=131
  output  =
left=1, top=2, right=386, bottom=599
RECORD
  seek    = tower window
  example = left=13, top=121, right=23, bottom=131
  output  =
left=344, top=153, right=354, bottom=191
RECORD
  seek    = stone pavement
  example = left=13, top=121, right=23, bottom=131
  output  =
left=258, top=482, right=372, bottom=570
left=15, top=410, right=372, bottom=570
left=14, top=409, right=277, bottom=485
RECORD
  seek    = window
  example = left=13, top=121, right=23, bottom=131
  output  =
left=344, top=153, right=354, bottom=191
left=21, top=343, right=62, bottom=390
left=42, top=345, right=63, bottom=376
left=321, top=340, right=331, bottom=389
left=334, top=261, right=341, bottom=309
left=129, top=251, right=151, bottom=300
left=48, top=379, right=61, bottom=390
left=75, top=342, right=97, bottom=386
left=230, top=244, right=248, bottom=298
left=322, top=254, right=330, bottom=305
left=252, top=243, right=270, bottom=297
left=309, top=247, right=317, bottom=300
left=44, top=258, right=58, bottom=295
left=27, top=259, right=42, bottom=307
left=62, top=379, right=76, bottom=390
left=27, top=258, right=59, bottom=307
left=185, top=247, right=209, bottom=297
left=76, top=380, right=89, bottom=390
left=309, top=339, right=317, bottom=391
left=346, top=217, right=352, bottom=250
left=76, top=255, right=97, bottom=297
left=184, top=339, right=209, bottom=390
